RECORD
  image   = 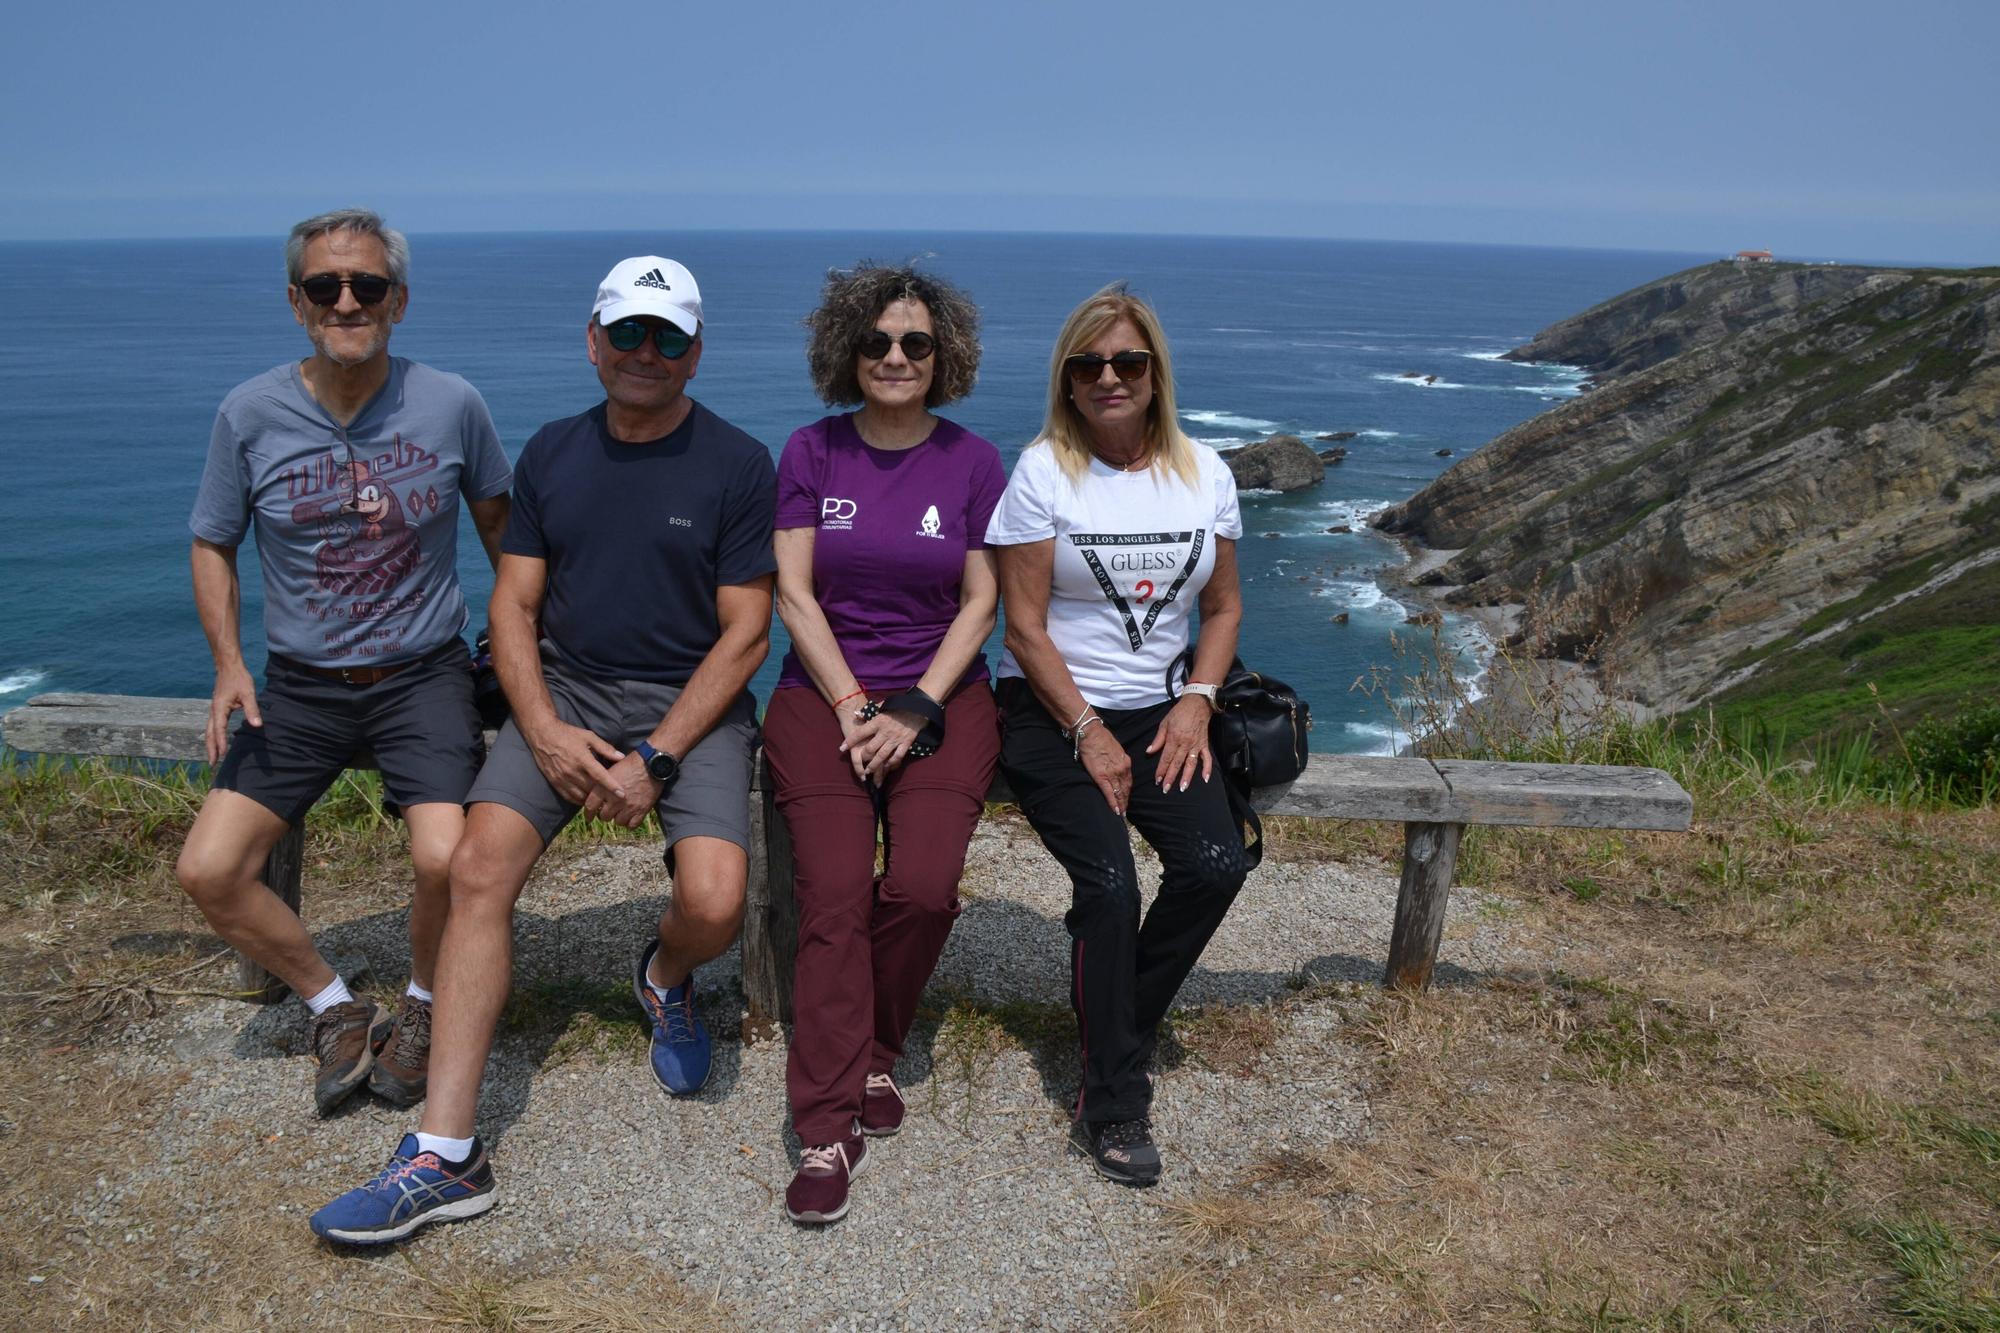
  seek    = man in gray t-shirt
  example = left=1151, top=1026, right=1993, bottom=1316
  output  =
left=175, top=209, right=512, bottom=1118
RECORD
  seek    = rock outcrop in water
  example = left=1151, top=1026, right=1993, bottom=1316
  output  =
left=1373, top=261, right=2000, bottom=712
left=1225, top=434, right=1324, bottom=492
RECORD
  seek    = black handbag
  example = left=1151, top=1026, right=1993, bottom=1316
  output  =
left=1167, top=652, right=1311, bottom=868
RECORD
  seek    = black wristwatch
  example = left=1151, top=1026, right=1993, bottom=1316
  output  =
left=634, top=740, right=680, bottom=788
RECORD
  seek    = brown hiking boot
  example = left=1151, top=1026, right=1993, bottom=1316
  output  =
left=310, top=999, right=389, bottom=1116
left=367, top=994, right=432, bottom=1106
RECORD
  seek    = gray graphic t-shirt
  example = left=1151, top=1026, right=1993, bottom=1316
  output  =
left=189, top=358, right=513, bottom=667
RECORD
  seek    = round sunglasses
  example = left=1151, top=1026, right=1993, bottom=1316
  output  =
left=297, top=273, right=395, bottom=306
left=603, top=318, right=696, bottom=359
left=1064, top=350, right=1152, bottom=385
left=857, top=330, right=936, bottom=361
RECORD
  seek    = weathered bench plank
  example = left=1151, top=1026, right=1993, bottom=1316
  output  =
left=5, top=692, right=1694, bottom=1025
left=1434, top=759, right=1692, bottom=830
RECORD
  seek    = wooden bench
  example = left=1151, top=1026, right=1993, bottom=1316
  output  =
left=5, top=692, right=1693, bottom=1033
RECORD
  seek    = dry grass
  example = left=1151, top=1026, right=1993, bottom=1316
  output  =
left=1129, top=791, right=2000, bottom=1331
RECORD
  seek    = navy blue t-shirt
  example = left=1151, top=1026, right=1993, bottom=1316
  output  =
left=502, top=400, right=778, bottom=685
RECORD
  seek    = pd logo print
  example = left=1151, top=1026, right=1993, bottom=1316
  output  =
left=820, top=497, right=857, bottom=531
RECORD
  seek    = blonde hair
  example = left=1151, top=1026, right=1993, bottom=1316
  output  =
left=1039, top=283, right=1201, bottom=489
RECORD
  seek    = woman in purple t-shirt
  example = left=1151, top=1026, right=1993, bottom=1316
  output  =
left=764, top=264, right=1006, bottom=1225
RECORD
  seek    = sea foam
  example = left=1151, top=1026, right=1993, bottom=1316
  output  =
left=1182, top=409, right=1281, bottom=432
left=0, top=670, right=48, bottom=695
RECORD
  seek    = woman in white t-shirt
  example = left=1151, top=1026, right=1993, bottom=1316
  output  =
left=985, top=283, right=1248, bottom=1188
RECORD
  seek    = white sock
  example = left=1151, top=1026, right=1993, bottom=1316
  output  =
left=645, top=958, right=679, bottom=1001
left=303, top=976, right=354, bottom=1016
left=405, top=980, right=434, bottom=1003
left=414, top=1131, right=475, bottom=1163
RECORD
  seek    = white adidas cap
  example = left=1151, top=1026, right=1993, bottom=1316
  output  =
left=591, top=255, right=703, bottom=336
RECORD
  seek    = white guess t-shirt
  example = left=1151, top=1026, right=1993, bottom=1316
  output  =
left=986, top=441, right=1242, bottom=709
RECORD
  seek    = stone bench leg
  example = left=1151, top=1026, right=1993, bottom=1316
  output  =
left=1384, top=820, right=1464, bottom=992
left=236, top=822, right=305, bottom=1004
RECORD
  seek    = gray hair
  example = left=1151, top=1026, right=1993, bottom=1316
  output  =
left=285, top=208, right=410, bottom=285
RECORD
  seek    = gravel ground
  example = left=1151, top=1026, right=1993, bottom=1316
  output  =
left=69, top=817, right=1526, bottom=1328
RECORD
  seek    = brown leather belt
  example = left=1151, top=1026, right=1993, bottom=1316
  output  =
left=284, top=658, right=419, bottom=686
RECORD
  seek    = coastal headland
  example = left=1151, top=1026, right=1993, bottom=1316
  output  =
left=1369, top=258, right=2000, bottom=739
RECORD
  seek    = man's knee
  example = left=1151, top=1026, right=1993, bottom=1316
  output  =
left=175, top=841, right=253, bottom=911
left=447, top=809, right=538, bottom=914
left=667, top=839, right=748, bottom=938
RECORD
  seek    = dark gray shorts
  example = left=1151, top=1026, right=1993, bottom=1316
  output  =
left=213, top=639, right=484, bottom=825
left=466, top=643, right=758, bottom=856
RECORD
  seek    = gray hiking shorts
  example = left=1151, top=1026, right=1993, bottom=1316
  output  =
left=466, top=642, right=757, bottom=857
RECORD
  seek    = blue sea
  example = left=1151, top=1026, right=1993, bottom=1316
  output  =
left=0, top=232, right=1706, bottom=753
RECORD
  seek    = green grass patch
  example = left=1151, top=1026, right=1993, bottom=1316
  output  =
left=1865, top=1216, right=2000, bottom=1331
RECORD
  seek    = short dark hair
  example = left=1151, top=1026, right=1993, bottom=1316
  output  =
left=803, top=263, right=981, bottom=408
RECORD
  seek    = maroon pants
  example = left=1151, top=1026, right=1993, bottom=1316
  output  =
left=763, top=682, right=1000, bottom=1145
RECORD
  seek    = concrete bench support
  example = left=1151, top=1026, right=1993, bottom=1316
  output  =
left=6, top=693, right=1694, bottom=1027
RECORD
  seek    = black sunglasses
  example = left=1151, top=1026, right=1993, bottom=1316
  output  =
left=297, top=273, right=395, bottom=306
left=1064, top=350, right=1152, bottom=385
left=603, top=318, right=696, bottom=359
left=857, top=329, right=936, bottom=361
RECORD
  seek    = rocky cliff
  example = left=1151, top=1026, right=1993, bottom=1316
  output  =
left=1373, top=261, right=2000, bottom=712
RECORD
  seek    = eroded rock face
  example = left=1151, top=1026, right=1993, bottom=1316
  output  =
left=1225, top=434, right=1325, bottom=492
left=1374, top=262, right=2000, bottom=711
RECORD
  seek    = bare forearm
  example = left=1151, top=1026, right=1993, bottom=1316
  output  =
left=1004, top=620, right=1094, bottom=730
left=471, top=496, right=510, bottom=571
left=916, top=597, right=997, bottom=702
left=775, top=586, right=862, bottom=706
left=1189, top=605, right=1240, bottom=685
left=650, top=626, right=769, bottom=757
left=489, top=593, right=557, bottom=736
left=190, top=540, right=247, bottom=672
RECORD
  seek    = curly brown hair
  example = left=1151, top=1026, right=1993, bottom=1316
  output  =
left=803, top=263, right=982, bottom=408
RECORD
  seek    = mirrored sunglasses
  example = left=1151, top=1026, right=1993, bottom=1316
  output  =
left=604, top=318, right=695, bottom=359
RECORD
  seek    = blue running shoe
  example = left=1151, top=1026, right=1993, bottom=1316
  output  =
left=310, top=1134, right=496, bottom=1245
left=634, top=939, right=711, bottom=1095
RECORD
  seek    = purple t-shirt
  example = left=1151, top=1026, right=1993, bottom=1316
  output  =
left=774, top=413, right=1007, bottom=693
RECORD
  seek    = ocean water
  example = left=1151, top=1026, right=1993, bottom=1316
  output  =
left=0, top=232, right=1705, bottom=753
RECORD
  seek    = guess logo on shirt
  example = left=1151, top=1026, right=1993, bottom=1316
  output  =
left=1068, top=529, right=1207, bottom=651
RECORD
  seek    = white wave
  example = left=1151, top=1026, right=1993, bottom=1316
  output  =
left=1372, top=373, right=1469, bottom=390
left=1357, top=429, right=1400, bottom=438
left=1343, top=721, right=1404, bottom=756
left=1239, top=487, right=1280, bottom=498
left=1182, top=409, right=1281, bottom=431
left=1192, top=436, right=1246, bottom=450
left=1314, top=582, right=1405, bottom=618
left=1460, top=350, right=1512, bottom=361
left=1511, top=384, right=1583, bottom=396
left=0, top=670, right=47, bottom=695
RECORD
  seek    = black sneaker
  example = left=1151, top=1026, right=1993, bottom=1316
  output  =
left=1070, top=1117, right=1163, bottom=1187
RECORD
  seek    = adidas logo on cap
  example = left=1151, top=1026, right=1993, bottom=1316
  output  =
left=633, top=268, right=672, bottom=291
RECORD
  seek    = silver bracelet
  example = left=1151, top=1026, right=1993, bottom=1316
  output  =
left=1070, top=713, right=1104, bottom=761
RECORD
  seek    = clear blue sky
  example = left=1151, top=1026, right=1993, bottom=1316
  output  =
left=5, top=0, right=1995, bottom=262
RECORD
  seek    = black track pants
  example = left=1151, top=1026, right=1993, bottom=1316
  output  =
left=996, top=679, right=1249, bottom=1124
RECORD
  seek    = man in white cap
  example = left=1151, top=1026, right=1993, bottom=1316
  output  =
left=313, top=256, right=777, bottom=1244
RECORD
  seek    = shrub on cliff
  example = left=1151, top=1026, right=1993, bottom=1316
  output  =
left=1905, top=700, right=2000, bottom=803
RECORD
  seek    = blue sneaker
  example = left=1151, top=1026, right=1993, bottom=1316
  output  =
left=634, top=939, right=711, bottom=1095
left=309, top=1134, right=496, bottom=1245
